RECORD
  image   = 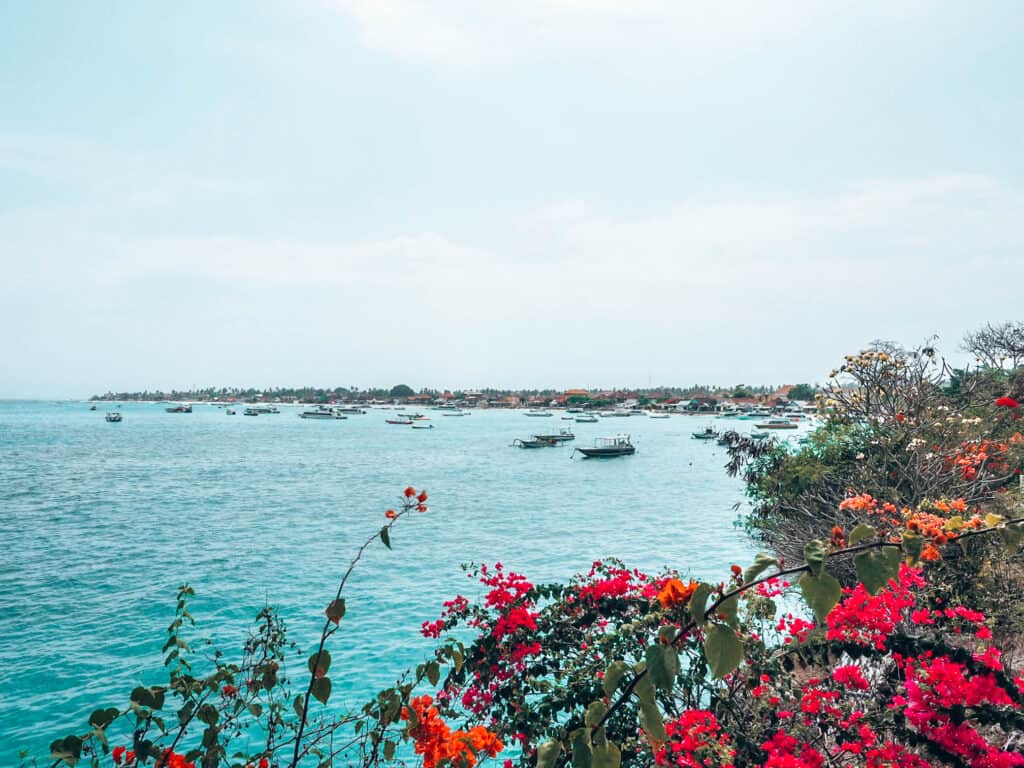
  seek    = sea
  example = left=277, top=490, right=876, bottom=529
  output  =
left=0, top=401, right=810, bottom=759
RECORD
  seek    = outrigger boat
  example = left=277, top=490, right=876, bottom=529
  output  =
left=575, top=414, right=599, bottom=423
left=572, top=434, right=635, bottom=458
left=513, top=437, right=556, bottom=448
left=165, top=404, right=192, bottom=413
left=105, top=412, right=122, bottom=422
left=525, top=410, right=553, bottom=417
left=412, top=423, right=434, bottom=429
left=692, top=427, right=720, bottom=440
left=386, top=417, right=413, bottom=425
left=300, top=407, right=346, bottom=419
left=532, top=427, right=574, bottom=443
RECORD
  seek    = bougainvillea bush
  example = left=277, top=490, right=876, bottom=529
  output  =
left=33, top=479, right=1024, bottom=768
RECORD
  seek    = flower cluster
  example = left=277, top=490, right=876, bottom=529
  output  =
left=403, top=695, right=503, bottom=768
left=655, top=710, right=735, bottom=768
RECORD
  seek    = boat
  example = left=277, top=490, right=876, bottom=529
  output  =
left=105, top=412, right=122, bottom=422
left=243, top=407, right=260, bottom=416
left=692, top=427, right=720, bottom=440
left=409, top=413, right=429, bottom=420
left=605, top=409, right=631, bottom=417
left=629, top=409, right=646, bottom=416
left=525, top=410, right=553, bottom=417
left=561, top=415, right=574, bottom=420
left=338, top=407, right=366, bottom=415
left=749, top=432, right=770, bottom=441
left=442, top=411, right=468, bottom=417
left=386, top=418, right=413, bottom=425
left=226, top=409, right=236, bottom=415
left=649, top=413, right=670, bottom=419
left=412, top=424, right=434, bottom=429
left=566, top=407, right=585, bottom=414
left=300, top=408, right=346, bottom=419
left=247, top=405, right=280, bottom=414
left=513, top=437, right=556, bottom=448
left=532, top=427, right=575, bottom=443
left=165, top=404, right=192, bottom=413
left=89, top=404, right=97, bottom=411
left=575, top=414, right=599, bottom=423
left=572, top=435, right=635, bottom=458
left=755, top=419, right=799, bottom=430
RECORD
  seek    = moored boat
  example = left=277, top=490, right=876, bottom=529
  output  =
left=513, top=437, right=556, bottom=448
left=386, top=417, right=413, bottom=425
left=105, top=412, right=122, bottom=422
left=755, top=419, right=798, bottom=430
left=649, top=412, right=670, bottom=419
left=165, top=404, right=192, bottom=413
left=692, top=427, right=720, bottom=440
left=226, top=408, right=236, bottom=415
left=300, top=408, right=346, bottom=419
left=525, top=410, right=553, bottom=417
left=572, top=435, right=635, bottom=458
left=575, top=414, right=599, bottom=423
left=412, top=423, right=434, bottom=429
left=532, top=427, right=575, bottom=442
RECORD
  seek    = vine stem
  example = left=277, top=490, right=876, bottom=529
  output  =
left=590, top=515, right=1024, bottom=734
left=289, top=497, right=419, bottom=768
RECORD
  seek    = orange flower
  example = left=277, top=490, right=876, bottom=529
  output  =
left=385, top=509, right=398, bottom=519
left=404, top=486, right=417, bottom=498
left=417, top=490, right=429, bottom=503
left=657, top=578, right=698, bottom=609
left=921, top=544, right=941, bottom=561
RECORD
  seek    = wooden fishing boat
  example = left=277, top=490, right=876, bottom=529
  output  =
left=692, top=427, right=719, bottom=440
left=513, top=437, right=556, bottom=448
left=532, top=428, right=575, bottom=442
left=572, top=435, right=635, bottom=458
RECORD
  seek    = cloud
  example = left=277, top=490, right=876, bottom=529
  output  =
left=325, top=0, right=931, bottom=71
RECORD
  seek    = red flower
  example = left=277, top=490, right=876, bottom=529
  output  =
left=113, top=746, right=126, bottom=765
left=995, top=396, right=1019, bottom=408
left=417, top=490, right=428, bottom=503
left=385, top=509, right=398, bottom=519
left=895, top=413, right=906, bottom=422
left=404, top=486, right=417, bottom=497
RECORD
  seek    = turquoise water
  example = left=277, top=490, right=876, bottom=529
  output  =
left=0, top=402, right=808, bottom=758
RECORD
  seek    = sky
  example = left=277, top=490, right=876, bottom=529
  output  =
left=1, top=1, right=1022, bottom=397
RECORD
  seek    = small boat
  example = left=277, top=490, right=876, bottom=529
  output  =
left=89, top=404, right=97, bottom=411
left=692, top=427, right=720, bottom=440
left=649, top=413, right=670, bottom=419
left=572, top=435, right=635, bottom=458
left=165, top=404, right=192, bottom=413
left=247, top=405, right=280, bottom=414
left=226, top=409, right=236, bottom=415
left=532, top=427, right=575, bottom=443
left=513, top=437, right=556, bottom=448
left=243, top=407, right=260, bottom=416
left=575, top=414, right=599, bottom=423
left=105, top=412, right=122, bottom=422
left=412, top=423, right=434, bottom=429
left=629, top=409, right=646, bottom=416
left=525, top=410, right=553, bottom=417
left=300, top=408, right=346, bottom=419
left=386, top=418, right=413, bottom=425
left=755, top=419, right=798, bottom=430
left=442, top=411, right=468, bottom=417
left=338, top=407, right=366, bottom=415
left=561, top=416, right=574, bottom=420
left=567, top=407, right=585, bottom=414
left=409, top=413, right=429, bottom=420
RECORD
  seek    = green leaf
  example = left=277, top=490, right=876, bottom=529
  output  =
left=715, top=594, right=740, bottom=627
left=644, top=645, right=679, bottom=692
left=703, top=624, right=744, bottom=679
left=380, top=527, right=391, bottom=549
left=248, top=703, right=263, bottom=718
left=383, top=740, right=397, bottom=761
left=743, top=553, right=778, bottom=585
left=325, top=598, right=346, bottom=623
left=630, top=663, right=656, bottom=705
left=803, top=540, right=828, bottom=576
left=308, top=651, right=332, bottom=678
left=88, top=708, right=119, bottom=730
left=196, top=703, right=219, bottom=726
left=854, top=547, right=902, bottom=595
left=638, top=701, right=667, bottom=743
left=570, top=729, right=592, bottom=768
left=425, top=661, right=440, bottom=687
left=49, top=736, right=83, bottom=766
left=688, top=583, right=712, bottom=625
left=901, top=531, right=924, bottom=565
left=311, top=677, right=332, bottom=705
left=999, top=521, right=1024, bottom=554
left=849, top=524, right=877, bottom=546
left=602, top=660, right=629, bottom=698
left=592, top=741, right=621, bottom=768
left=798, top=571, right=841, bottom=624
left=536, top=739, right=562, bottom=768
left=584, top=700, right=607, bottom=727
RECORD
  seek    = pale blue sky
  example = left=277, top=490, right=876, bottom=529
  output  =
left=1, top=1, right=1022, bottom=397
